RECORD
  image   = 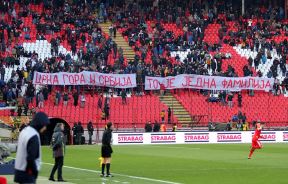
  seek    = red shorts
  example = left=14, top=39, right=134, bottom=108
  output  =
left=252, top=139, right=262, bottom=149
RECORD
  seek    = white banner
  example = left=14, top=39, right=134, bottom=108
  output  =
left=33, top=71, right=137, bottom=88
left=112, top=131, right=288, bottom=145
left=145, top=74, right=274, bottom=91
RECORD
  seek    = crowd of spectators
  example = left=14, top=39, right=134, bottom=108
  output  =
left=0, top=0, right=287, bottom=122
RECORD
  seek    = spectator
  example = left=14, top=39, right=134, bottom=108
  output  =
left=109, top=24, right=113, bottom=37
left=243, top=122, right=249, bottom=131
left=113, top=25, right=117, bottom=38
left=63, top=92, right=69, bottom=106
left=72, top=123, right=77, bottom=145
left=160, top=83, right=165, bottom=97
left=80, top=92, right=86, bottom=108
left=23, top=104, right=29, bottom=116
left=232, top=114, right=239, bottom=122
left=87, top=121, right=94, bottom=145
left=38, top=90, right=44, bottom=108
left=1, top=67, right=5, bottom=81
left=101, top=110, right=106, bottom=120
left=227, top=93, right=233, bottom=108
left=236, top=121, right=243, bottom=131
left=73, top=91, right=79, bottom=107
left=242, top=113, right=247, bottom=123
left=121, top=90, right=127, bottom=104
left=208, top=122, right=215, bottom=131
left=153, top=121, right=160, bottom=132
left=160, top=123, right=167, bottom=132
left=226, top=120, right=232, bottom=131
left=220, top=91, right=227, bottom=106
left=55, top=91, right=61, bottom=106
left=98, top=95, right=103, bottom=109
left=167, top=107, right=171, bottom=124
left=42, top=86, right=49, bottom=101
left=237, top=92, right=242, bottom=107
left=144, top=121, right=152, bottom=132
left=160, top=110, right=165, bottom=123
left=104, top=103, right=110, bottom=120
left=172, top=124, right=177, bottom=132
left=17, top=106, right=22, bottom=116
left=76, top=122, right=84, bottom=145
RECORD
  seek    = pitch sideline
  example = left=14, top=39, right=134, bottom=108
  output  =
left=43, top=162, right=182, bottom=184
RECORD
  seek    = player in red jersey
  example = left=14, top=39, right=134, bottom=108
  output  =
left=248, top=122, right=264, bottom=159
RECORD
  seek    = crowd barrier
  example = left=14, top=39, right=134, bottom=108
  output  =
left=112, top=131, right=288, bottom=145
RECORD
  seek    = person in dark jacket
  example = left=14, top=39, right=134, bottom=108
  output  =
left=237, top=92, right=242, bottom=107
left=87, top=121, right=94, bottom=145
left=97, top=95, right=103, bottom=109
left=101, top=122, right=113, bottom=177
left=167, top=107, right=172, bottom=124
left=121, top=90, right=127, bottom=104
left=17, top=105, right=22, bottom=116
left=73, top=91, right=79, bottom=107
left=76, top=122, right=84, bottom=145
left=42, top=86, right=49, bottom=101
left=49, top=123, right=66, bottom=182
left=63, top=92, right=69, bottom=106
left=72, top=123, right=77, bottom=144
left=14, top=112, right=50, bottom=184
left=227, top=93, right=233, bottom=108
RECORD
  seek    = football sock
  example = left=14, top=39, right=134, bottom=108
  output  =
left=249, top=148, right=255, bottom=158
left=106, top=163, right=111, bottom=175
left=101, top=164, right=105, bottom=175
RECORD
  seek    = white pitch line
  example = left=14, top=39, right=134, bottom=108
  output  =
left=43, top=162, right=182, bottom=184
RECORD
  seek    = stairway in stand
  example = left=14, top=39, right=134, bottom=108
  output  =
left=159, top=92, right=194, bottom=127
left=99, top=22, right=135, bottom=61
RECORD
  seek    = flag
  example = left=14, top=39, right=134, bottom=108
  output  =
left=98, top=157, right=103, bottom=167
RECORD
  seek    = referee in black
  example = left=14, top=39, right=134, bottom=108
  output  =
left=101, top=122, right=113, bottom=177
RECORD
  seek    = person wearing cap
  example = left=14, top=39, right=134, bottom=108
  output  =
left=100, top=122, right=113, bottom=177
left=14, top=112, right=50, bottom=184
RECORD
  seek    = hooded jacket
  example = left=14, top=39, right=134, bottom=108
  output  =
left=14, top=112, right=49, bottom=183
left=51, top=124, right=65, bottom=158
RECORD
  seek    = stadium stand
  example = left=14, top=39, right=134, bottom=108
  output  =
left=0, top=0, right=287, bottom=132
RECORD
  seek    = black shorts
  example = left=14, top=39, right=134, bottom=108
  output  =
left=101, top=145, right=113, bottom=158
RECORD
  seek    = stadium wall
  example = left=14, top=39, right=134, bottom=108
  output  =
left=112, top=131, right=288, bottom=145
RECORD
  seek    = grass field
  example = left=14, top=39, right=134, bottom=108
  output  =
left=4, top=143, right=288, bottom=184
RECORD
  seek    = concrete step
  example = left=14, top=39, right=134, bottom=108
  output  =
left=180, top=120, right=194, bottom=123
left=161, top=103, right=182, bottom=106
left=99, top=21, right=136, bottom=60
left=161, top=100, right=181, bottom=103
left=159, top=94, right=194, bottom=124
left=173, top=112, right=191, bottom=115
left=173, top=110, right=189, bottom=113
left=175, top=114, right=191, bottom=117
left=114, top=41, right=130, bottom=45
left=170, top=106, right=185, bottom=109
left=177, top=118, right=193, bottom=122
left=123, top=53, right=135, bottom=55
left=114, top=38, right=128, bottom=40
left=160, top=99, right=181, bottom=102
left=160, top=95, right=174, bottom=98
left=160, top=97, right=180, bottom=100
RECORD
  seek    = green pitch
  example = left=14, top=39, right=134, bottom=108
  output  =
left=7, top=143, right=288, bottom=184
